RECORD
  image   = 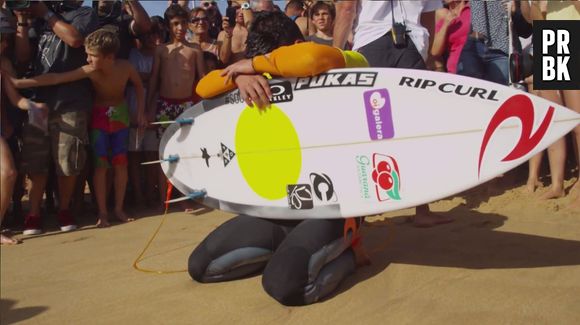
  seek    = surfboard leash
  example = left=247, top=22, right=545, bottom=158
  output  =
left=132, top=181, right=188, bottom=274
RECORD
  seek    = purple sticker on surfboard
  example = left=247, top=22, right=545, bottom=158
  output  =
left=363, top=89, right=395, bottom=140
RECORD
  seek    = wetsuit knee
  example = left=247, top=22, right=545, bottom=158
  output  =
left=262, top=246, right=356, bottom=306
left=188, top=215, right=286, bottom=283
left=189, top=244, right=272, bottom=283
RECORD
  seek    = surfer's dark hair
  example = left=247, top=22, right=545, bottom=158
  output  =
left=245, top=11, right=305, bottom=58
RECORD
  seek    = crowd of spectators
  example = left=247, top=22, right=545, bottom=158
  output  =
left=1, top=0, right=579, bottom=245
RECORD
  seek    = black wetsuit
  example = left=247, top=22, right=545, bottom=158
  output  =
left=188, top=215, right=362, bottom=306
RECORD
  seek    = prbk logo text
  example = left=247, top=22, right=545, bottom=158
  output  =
left=363, top=89, right=395, bottom=140
left=533, top=20, right=580, bottom=90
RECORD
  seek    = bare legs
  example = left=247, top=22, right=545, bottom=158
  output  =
left=526, top=87, right=566, bottom=199
left=94, top=164, right=134, bottom=228
left=1, top=138, right=19, bottom=245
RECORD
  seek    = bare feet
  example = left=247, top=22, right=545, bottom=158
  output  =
left=539, top=187, right=565, bottom=200
left=525, top=179, right=542, bottom=193
left=96, top=215, right=110, bottom=228
left=566, top=194, right=580, bottom=212
left=1, top=233, right=21, bottom=245
left=113, top=209, right=135, bottom=223
left=413, top=211, right=454, bottom=228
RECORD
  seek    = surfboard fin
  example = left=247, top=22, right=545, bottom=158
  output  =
left=141, top=154, right=180, bottom=165
left=150, top=117, right=194, bottom=126
left=165, top=190, right=207, bottom=204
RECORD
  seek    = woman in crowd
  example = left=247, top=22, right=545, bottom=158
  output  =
left=190, top=7, right=233, bottom=68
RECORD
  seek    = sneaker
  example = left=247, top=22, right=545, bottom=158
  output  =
left=58, top=210, right=77, bottom=232
left=23, top=215, right=42, bottom=235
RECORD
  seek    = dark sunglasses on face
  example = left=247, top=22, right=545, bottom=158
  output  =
left=203, top=1, right=217, bottom=7
left=191, top=17, right=209, bottom=24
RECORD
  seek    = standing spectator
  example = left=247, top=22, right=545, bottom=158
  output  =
left=190, top=7, right=233, bottom=66
left=127, top=16, right=166, bottom=209
left=1, top=74, right=48, bottom=244
left=255, top=0, right=275, bottom=12
left=431, top=0, right=470, bottom=74
left=284, top=0, right=309, bottom=37
left=334, top=0, right=439, bottom=70
left=228, top=1, right=249, bottom=62
left=333, top=0, right=454, bottom=228
left=305, top=1, right=335, bottom=46
left=200, top=1, right=222, bottom=39
left=13, top=29, right=148, bottom=227
left=13, top=0, right=98, bottom=235
left=95, top=0, right=151, bottom=59
left=2, top=8, right=48, bottom=244
left=525, top=0, right=580, bottom=209
left=147, top=5, right=206, bottom=206
left=456, top=0, right=510, bottom=85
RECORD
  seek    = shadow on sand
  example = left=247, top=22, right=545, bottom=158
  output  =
left=333, top=203, right=580, bottom=298
left=0, top=299, right=48, bottom=325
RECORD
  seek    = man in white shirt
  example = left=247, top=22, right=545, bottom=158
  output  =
left=334, top=0, right=440, bottom=69
left=333, top=0, right=454, bottom=227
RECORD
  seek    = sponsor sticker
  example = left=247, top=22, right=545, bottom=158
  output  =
left=221, top=143, right=236, bottom=167
left=270, top=81, right=293, bottom=103
left=287, top=184, right=313, bottom=210
left=295, top=72, right=377, bottom=90
left=356, top=154, right=402, bottom=202
left=363, top=89, right=395, bottom=140
left=309, top=173, right=337, bottom=202
left=478, top=94, right=554, bottom=177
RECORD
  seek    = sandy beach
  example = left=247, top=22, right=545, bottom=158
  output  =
left=2, top=171, right=580, bottom=325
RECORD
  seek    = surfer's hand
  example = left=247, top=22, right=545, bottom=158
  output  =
left=234, top=74, right=272, bottom=109
left=221, top=59, right=256, bottom=84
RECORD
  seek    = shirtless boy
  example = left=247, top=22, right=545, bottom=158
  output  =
left=14, top=29, right=146, bottom=227
left=230, top=3, right=248, bottom=62
left=147, top=4, right=206, bottom=203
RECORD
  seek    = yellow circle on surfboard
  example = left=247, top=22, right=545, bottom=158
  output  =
left=235, top=105, right=301, bottom=200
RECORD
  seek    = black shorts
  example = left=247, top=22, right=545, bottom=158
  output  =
left=358, top=31, right=427, bottom=70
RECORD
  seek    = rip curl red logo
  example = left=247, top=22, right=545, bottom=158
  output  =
left=371, top=154, right=401, bottom=201
left=478, top=94, right=554, bottom=177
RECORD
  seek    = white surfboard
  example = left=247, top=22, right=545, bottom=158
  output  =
left=159, top=68, right=579, bottom=219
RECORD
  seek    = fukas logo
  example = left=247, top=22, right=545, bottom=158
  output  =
left=363, top=89, right=395, bottom=140
left=533, top=20, right=580, bottom=90
left=295, top=72, right=377, bottom=90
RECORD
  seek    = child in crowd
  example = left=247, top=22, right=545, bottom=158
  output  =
left=13, top=29, right=147, bottom=228
left=147, top=4, right=206, bottom=204
left=127, top=16, right=166, bottom=208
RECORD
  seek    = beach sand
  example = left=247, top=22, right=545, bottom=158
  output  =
left=2, top=174, right=580, bottom=324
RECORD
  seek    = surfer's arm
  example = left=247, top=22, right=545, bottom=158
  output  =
left=196, top=43, right=367, bottom=99
left=11, top=65, right=94, bottom=89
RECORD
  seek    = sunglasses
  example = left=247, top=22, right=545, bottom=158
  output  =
left=202, top=1, right=217, bottom=7
left=191, top=17, right=209, bottom=24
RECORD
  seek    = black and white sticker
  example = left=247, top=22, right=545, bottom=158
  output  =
left=221, top=143, right=236, bottom=167
left=309, top=173, right=337, bottom=202
left=287, top=184, right=313, bottom=210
